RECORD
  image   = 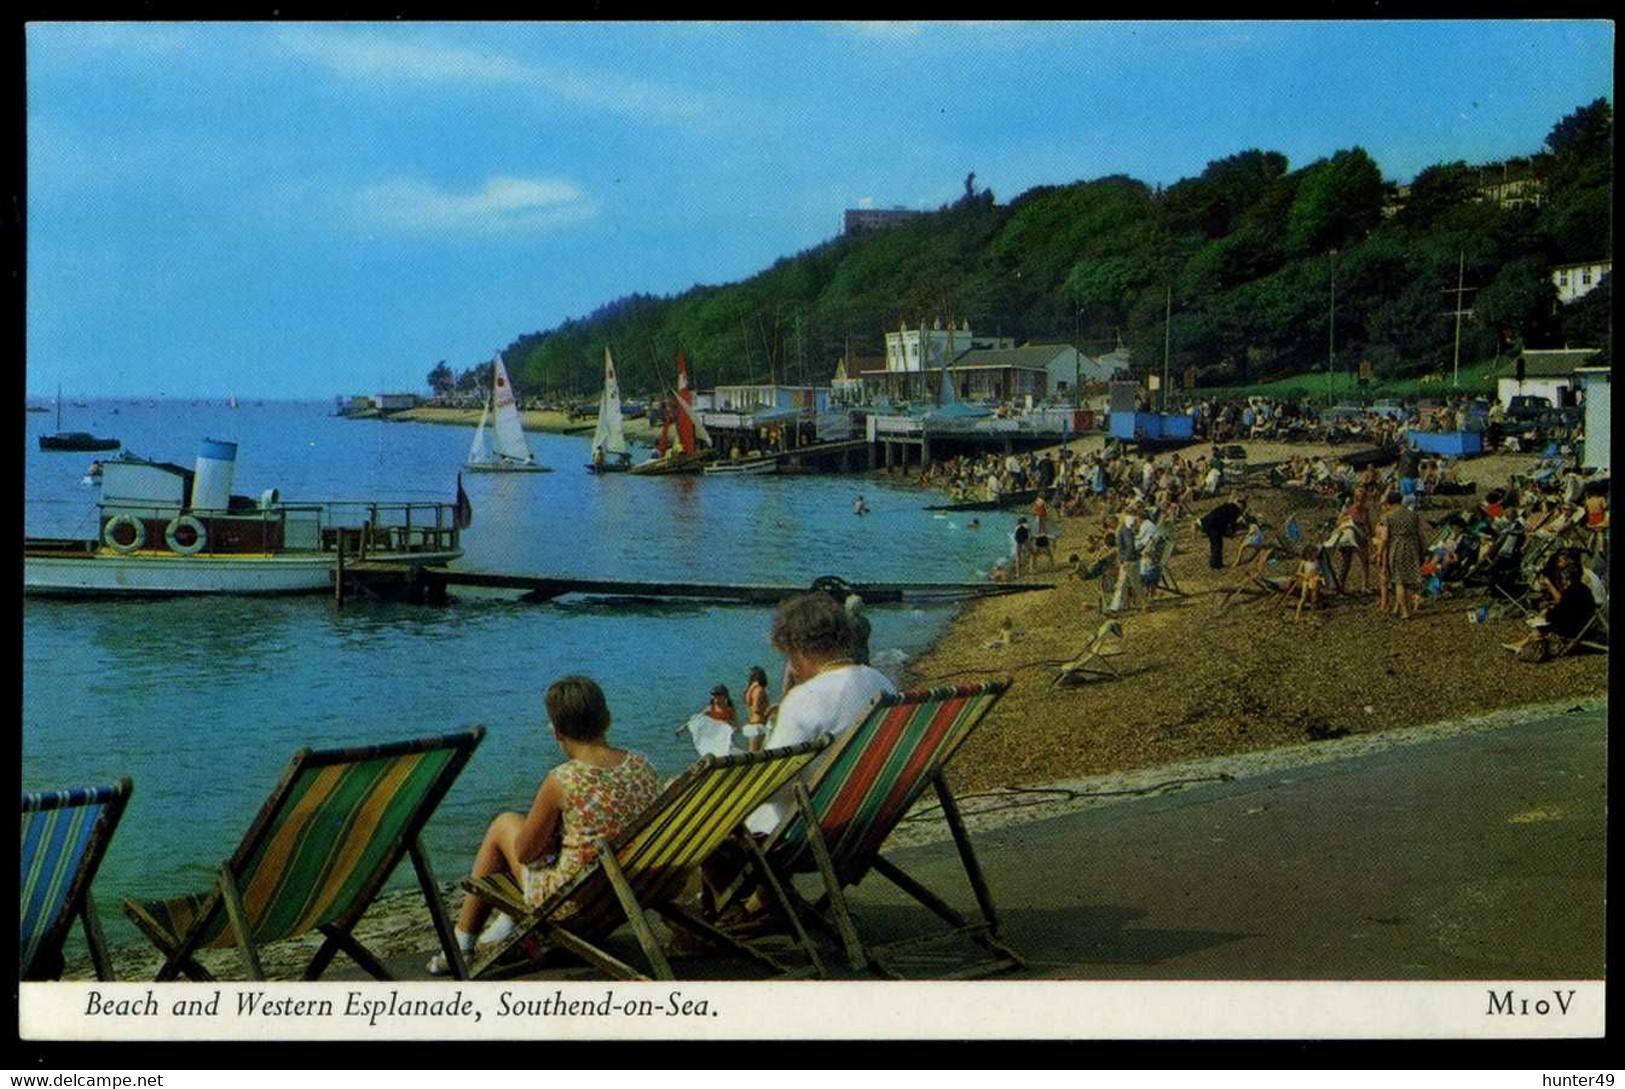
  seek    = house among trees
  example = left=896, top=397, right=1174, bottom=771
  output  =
left=842, top=206, right=924, bottom=235
left=1495, top=348, right=1601, bottom=409
left=1552, top=259, right=1612, bottom=305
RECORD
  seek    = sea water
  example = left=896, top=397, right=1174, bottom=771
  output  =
left=23, top=400, right=1024, bottom=948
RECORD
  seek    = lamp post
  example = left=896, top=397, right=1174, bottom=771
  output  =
left=1073, top=302, right=1083, bottom=407
left=1328, top=249, right=1338, bottom=403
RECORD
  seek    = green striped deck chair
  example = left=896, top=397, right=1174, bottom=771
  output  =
left=122, top=728, right=484, bottom=982
left=21, top=779, right=133, bottom=981
left=463, top=737, right=831, bottom=982
left=757, top=678, right=1023, bottom=979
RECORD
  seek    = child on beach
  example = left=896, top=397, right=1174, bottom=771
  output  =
left=1292, top=545, right=1323, bottom=621
left=430, top=676, right=661, bottom=975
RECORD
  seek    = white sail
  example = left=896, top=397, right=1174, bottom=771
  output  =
left=489, top=354, right=534, bottom=464
left=592, top=348, right=629, bottom=458
left=467, top=391, right=492, bottom=463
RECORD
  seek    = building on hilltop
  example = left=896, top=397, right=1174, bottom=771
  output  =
left=1552, top=259, right=1612, bottom=305
left=843, top=206, right=924, bottom=235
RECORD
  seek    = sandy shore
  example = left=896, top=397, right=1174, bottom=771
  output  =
left=349, top=405, right=661, bottom=442
left=898, top=436, right=1606, bottom=794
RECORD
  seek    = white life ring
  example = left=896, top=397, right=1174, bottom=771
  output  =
left=164, top=515, right=208, bottom=555
left=102, top=515, right=146, bottom=554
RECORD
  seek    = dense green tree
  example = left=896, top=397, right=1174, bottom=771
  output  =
left=426, top=361, right=454, bottom=396
left=448, top=101, right=1608, bottom=400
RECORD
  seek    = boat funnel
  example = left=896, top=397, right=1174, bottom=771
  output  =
left=190, top=438, right=238, bottom=512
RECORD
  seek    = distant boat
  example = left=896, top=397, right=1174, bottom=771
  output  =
left=26, top=404, right=48, bottom=413
left=465, top=353, right=550, bottom=473
left=229, top=392, right=239, bottom=409
left=587, top=348, right=633, bottom=473
left=39, top=386, right=119, bottom=453
left=703, top=457, right=778, bottom=476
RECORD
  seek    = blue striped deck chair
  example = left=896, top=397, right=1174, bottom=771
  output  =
left=122, top=728, right=484, bottom=982
left=21, top=778, right=133, bottom=981
left=463, top=737, right=831, bottom=982
left=746, top=679, right=1024, bottom=979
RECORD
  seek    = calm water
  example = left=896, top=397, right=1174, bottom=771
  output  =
left=23, top=400, right=1024, bottom=948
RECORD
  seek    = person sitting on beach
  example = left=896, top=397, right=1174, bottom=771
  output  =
left=431, top=676, right=660, bottom=975
left=1502, top=566, right=1596, bottom=660
left=745, top=593, right=896, bottom=831
left=1231, top=517, right=1269, bottom=569
left=985, top=615, right=1025, bottom=649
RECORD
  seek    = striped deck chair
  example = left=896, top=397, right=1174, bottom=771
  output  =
left=21, top=778, right=133, bottom=981
left=752, top=678, right=1023, bottom=980
left=463, top=737, right=831, bottom=983
left=122, top=728, right=484, bottom=982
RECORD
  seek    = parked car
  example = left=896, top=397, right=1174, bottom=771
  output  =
left=1369, top=399, right=1408, bottom=420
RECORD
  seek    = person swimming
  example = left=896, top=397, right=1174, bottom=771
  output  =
left=854, top=495, right=869, bottom=516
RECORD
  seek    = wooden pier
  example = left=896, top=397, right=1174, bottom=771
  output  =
left=334, top=563, right=1053, bottom=607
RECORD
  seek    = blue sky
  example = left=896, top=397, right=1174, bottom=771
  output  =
left=26, top=20, right=1613, bottom=398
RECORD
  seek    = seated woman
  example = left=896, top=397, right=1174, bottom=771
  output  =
left=431, top=676, right=661, bottom=975
left=1503, top=567, right=1596, bottom=659
left=1232, top=518, right=1269, bottom=569
left=704, top=684, right=739, bottom=726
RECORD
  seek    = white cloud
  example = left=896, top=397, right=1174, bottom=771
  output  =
left=276, top=26, right=719, bottom=125
left=857, top=196, right=874, bottom=209
left=354, top=174, right=599, bottom=236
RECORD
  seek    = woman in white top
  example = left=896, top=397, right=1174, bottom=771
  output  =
left=746, top=592, right=896, bottom=835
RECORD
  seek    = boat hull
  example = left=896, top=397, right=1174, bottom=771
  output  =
left=24, top=548, right=462, bottom=598
left=39, top=434, right=121, bottom=452
left=629, top=455, right=709, bottom=476
left=703, top=459, right=778, bottom=476
left=586, top=463, right=633, bottom=474
left=464, top=461, right=552, bottom=473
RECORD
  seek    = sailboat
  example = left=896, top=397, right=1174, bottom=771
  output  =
left=229, top=392, right=239, bottom=409
left=630, top=349, right=712, bottom=475
left=38, top=385, right=120, bottom=452
left=465, top=353, right=550, bottom=473
left=586, top=348, right=633, bottom=473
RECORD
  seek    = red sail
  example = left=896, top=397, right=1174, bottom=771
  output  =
left=675, top=349, right=698, bottom=456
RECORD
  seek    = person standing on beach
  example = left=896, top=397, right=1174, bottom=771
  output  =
left=746, top=594, right=895, bottom=833
left=1108, top=510, right=1144, bottom=614
left=1383, top=492, right=1426, bottom=619
left=1199, top=496, right=1247, bottom=569
left=743, top=665, right=771, bottom=744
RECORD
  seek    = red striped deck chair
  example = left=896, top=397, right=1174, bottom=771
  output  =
left=21, top=779, right=133, bottom=981
left=757, top=678, right=1023, bottom=979
left=122, top=728, right=484, bottom=982
left=463, top=737, right=831, bottom=982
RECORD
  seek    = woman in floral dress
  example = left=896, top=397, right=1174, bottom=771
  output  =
left=430, top=675, right=661, bottom=974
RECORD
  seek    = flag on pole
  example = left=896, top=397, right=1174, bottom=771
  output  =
left=453, top=472, right=473, bottom=529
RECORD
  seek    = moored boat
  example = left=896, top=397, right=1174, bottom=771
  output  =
left=38, top=386, right=119, bottom=452
left=25, top=439, right=464, bottom=597
left=702, top=457, right=778, bottom=476
left=629, top=349, right=713, bottom=475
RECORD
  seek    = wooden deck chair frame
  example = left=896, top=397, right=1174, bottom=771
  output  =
left=1055, top=619, right=1126, bottom=686
left=1551, top=610, right=1609, bottom=658
left=741, top=679, right=1024, bottom=980
left=462, top=737, right=833, bottom=983
left=122, top=728, right=484, bottom=983
left=1151, top=530, right=1188, bottom=598
left=21, top=778, right=133, bottom=981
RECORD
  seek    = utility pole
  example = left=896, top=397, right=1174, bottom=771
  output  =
left=1162, top=285, right=1172, bottom=413
left=1073, top=299, right=1083, bottom=407
left=1328, top=250, right=1337, bottom=403
left=1442, top=251, right=1479, bottom=388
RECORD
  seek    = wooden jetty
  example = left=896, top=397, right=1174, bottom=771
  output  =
left=334, top=563, right=1053, bottom=607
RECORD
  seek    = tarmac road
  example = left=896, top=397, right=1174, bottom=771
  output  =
left=851, top=703, right=1606, bottom=980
